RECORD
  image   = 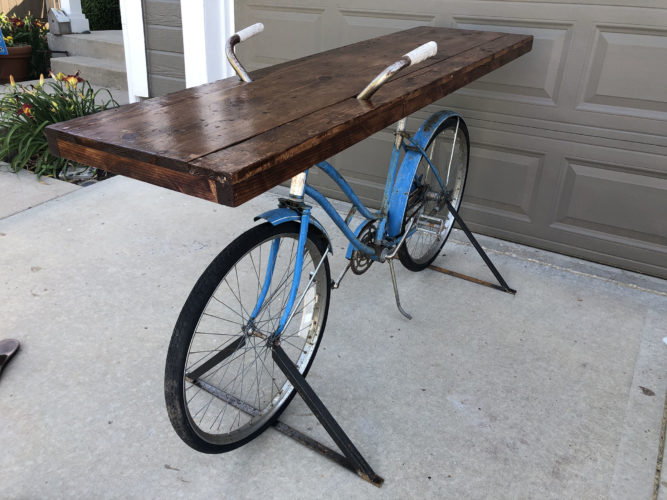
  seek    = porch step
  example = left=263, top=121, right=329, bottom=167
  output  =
left=50, top=56, right=127, bottom=91
left=47, top=31, right=125, bottom=63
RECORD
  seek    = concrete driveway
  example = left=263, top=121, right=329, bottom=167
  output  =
left=1, top=172, right=665, bottom=499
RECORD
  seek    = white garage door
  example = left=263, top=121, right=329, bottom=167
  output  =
left=235, top=0, right=667, bottom=278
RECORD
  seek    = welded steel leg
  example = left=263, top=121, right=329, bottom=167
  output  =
left=272, top=345, right=384, bottom=487
left=190, top=375, right=367, bottom=477
left=441, top=199, right=516, bottom=295
left=186, top=336, right=246, bottom=380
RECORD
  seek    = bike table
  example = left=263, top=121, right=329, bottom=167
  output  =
left=45, top=26, right=531, bottom=207
left=45, top=26, right=532, bottom=486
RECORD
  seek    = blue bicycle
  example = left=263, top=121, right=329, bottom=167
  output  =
left=164, top=26, right=469, bottom=454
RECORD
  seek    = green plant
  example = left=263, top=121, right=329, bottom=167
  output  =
left=81, top=0, right=121, bottom=31
left=1, top=12, right=50, bottom=78
left=0, top=72, right=118, bottom=178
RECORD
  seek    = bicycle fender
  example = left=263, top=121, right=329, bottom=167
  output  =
left=254, top=208, right=333, bottom=253
left=386, top=110, right=463, bottom=238
left=410, top=109, right=462, bottom=150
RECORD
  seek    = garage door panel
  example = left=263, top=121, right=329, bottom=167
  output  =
left=578, top=25, right=667, bottom=121
left=236, top=0, right=667, bottom=277
left=544, top=220, right=667, bottom=275
left=444, top=10, right=667, bottom=138
left=452, top=18, right=573, bottom=106
left=311, top=130, right=395, bottom=208
left=475, top=221, right=667, bottom=278
left=464, top=143, right=544, bottom=224
left=337, top=9, right=436, bottom=44
left=554, top=159, right=667, bottom=246
left=474, top=0, right=661, bottom=6
left=442, top=94, right=667, bottom=141
left=237, top=4, right=326, bottom=68
left=430, top=103, right=667, bottom=150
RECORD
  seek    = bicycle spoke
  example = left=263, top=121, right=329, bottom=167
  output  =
left=249, top=250, right=261, bottom=303
left=205, top=301, right=244, bottom=321
left=194, top=329, right=243, bottom=335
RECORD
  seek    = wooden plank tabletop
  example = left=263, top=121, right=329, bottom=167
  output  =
left=45, top=26, right=532, bottom=207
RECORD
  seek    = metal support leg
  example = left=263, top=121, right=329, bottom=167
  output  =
left=190, top=376, right=364, bottom=477
left=429, top=200, right=516, bottom=295
left=272, top=345, right=385, bottom=487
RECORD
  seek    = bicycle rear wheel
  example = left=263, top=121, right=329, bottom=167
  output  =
left=164, top=222, right=331, bottom=453
left=398, top=116, right=469, bottom=271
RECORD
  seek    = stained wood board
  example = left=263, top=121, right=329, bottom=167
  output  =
left=45, top=26, right=532, bottom=206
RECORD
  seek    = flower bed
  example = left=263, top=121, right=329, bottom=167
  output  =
left=1, top=72, right=118, bottom=179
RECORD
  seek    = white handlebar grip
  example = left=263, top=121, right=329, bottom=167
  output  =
left=236, top=23, right=264, bottom=42
left=404, top=41, right=438, bottom=66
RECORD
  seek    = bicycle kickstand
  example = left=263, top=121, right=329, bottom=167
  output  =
left=388, top=259, right=412, bottom=320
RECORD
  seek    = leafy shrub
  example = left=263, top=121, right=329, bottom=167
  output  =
left=0, top=13, right=49, bottom=78
left=81, top=0, right=121, bottom=31
left=0, top=72, right=118, bottom=178
left=1, top=12, right=43, bottom=47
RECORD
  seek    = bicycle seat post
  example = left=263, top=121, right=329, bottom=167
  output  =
left=289, top=171, right=308, bottom=202
left=394, top=118, right=407, bottom=149
left=394, top=117, right=408, bottom=151
left=377, top=117, right=408, bottom=221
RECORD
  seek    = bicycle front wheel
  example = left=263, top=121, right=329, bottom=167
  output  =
left=398, top=116, right=469, bottom=271
left=164, top=222, right=331, bottom=453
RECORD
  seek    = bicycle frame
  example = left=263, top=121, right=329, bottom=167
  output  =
left=252, top=109, right=462, bottom=339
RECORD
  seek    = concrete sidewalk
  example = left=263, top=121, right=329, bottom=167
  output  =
left=0, top=163, right=80, bottom=219
left=0, top=176, right=665, bottom=499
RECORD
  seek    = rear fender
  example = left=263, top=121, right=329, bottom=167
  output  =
left=387, top=110, right=464, bottom=237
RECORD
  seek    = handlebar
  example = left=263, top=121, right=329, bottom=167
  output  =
left=357, top=41, right=438, bottom=100
left=226, top=23, right=265, bottom=82
left=236, top=23, right=264, bottom=42
left=227, top=28, right=437, bottom=93
left=404, top=41, right=437, bottom=66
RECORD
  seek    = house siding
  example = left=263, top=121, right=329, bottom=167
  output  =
left=142, top=0, right=185, bottom=96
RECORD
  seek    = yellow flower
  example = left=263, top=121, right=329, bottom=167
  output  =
left=65, top=76, right=79, bottom=88
left=51, top=100, right=58, bottom=110
left=39, top=74, right=44, bottom=87
left=9, top=75, right=15, bottom=87
left=4, top=36, right=13, bottom=45
left=51, top=71, right=66, bottom=81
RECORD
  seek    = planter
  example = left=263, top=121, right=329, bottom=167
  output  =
left=0, top=45, right=33, bottom=84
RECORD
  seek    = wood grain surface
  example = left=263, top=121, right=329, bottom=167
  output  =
left=46, top=26, right=533, bottom=206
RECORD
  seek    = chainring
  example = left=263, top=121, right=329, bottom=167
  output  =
left=350, top=223, right=375, bottom=275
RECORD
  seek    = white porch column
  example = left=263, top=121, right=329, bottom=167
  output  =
left=59, top=0, right=90, bottom=33
left=119, top=0, right=149, bottom=103
left=180, top=0, right=235, bottom=88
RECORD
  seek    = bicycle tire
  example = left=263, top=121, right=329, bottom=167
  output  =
left=164, top=221, right=331, bottom=453
left=398, top=116, right=469, bottom=271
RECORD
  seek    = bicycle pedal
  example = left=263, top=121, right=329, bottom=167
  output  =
left=416, top=214, right=445, bottom=236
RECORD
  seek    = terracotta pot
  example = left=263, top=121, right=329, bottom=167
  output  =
left=0, top=45, right=33, bottom=84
